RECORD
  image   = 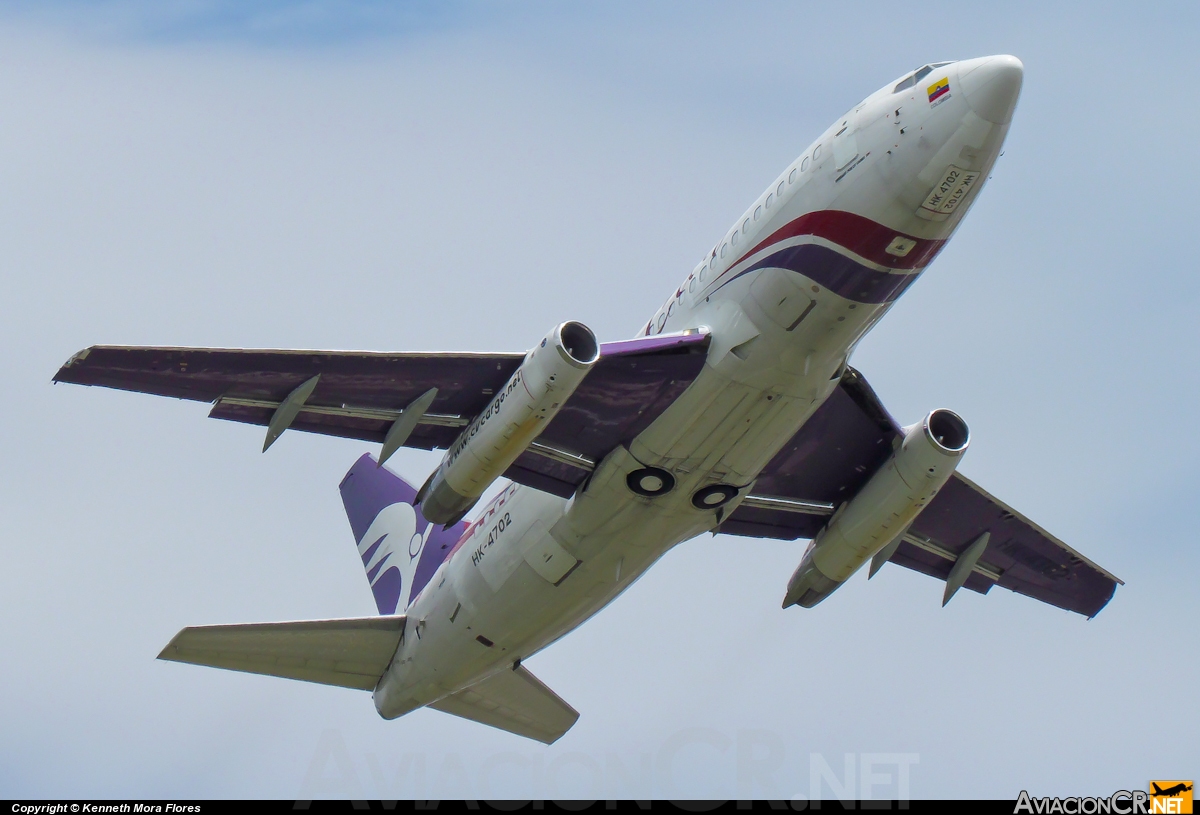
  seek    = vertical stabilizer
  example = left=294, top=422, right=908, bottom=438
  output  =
left=339, top=453, right=468, bottom=615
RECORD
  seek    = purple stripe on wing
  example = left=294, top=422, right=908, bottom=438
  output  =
left=599, top=331, right=710, bottom=357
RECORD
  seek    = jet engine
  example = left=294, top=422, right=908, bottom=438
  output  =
left=417, top=321, right=600, bottom=525
left=782, top=408, right=969, bottom=608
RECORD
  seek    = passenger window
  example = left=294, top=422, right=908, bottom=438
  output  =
left=700, top=263, right=708, bottom=281
left=720, top=243, right=727, bottom=258
left=689, top=277, right=696, bottom=293
left=732, top=231, right=739, bottom=247
left=801, top=156, right=809, bottom=172
left=754, top=206, right=762, bottom=221
left=765, top=193, right=773, bottom=209
left=814, top=144, right=822, bottom=160
left=788, top=168, right=797, bottom=184
left=742, top=219, right=750, bottom=232
left=777, top=181, right=785, bottom=196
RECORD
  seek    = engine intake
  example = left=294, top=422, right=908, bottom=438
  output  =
left=926, top=408, right=969, bottom=453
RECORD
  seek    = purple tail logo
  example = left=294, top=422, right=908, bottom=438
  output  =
left=339, top=453, right=468, bottom=614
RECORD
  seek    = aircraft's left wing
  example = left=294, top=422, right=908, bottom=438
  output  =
left=722, top=368, right=1122, bottom=618
left=52, top=332, right=710, bottom=496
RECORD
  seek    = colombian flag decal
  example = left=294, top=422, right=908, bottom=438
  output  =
left=927, top=77, right=950, bottom=104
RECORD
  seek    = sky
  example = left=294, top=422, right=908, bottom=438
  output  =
left=1, top=0, right=1197, bottom=801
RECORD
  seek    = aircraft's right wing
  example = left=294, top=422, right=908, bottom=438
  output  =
left=429, top=664, right=580, bottom=745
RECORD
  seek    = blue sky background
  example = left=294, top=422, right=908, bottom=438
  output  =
left=0, top=0, right=1197, bottom=800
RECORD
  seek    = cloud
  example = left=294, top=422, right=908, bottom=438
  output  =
left=0, top=0, right=482, bottom=47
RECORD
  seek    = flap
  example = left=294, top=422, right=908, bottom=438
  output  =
left=158, top=615, right=406, bottom=691
left=429, top=664, right=579, bottom=744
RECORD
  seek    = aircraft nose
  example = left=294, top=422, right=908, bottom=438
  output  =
left=958, top=55, right=1024, bottom=124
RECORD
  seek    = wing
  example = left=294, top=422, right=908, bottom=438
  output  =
left=157, top=615, right=406, bottom=690
left=897, top=473, right=1121, bottom=618
left=722, top=367, right=1122, bottom=618
left=428, top=664, right=579, bottom=744
left=52, top=331, right=711, bottom=495
left=54, top=345, right=524, bottom=450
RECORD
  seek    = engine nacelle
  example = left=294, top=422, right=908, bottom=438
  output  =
left=418, top=321, right=600, bottom=525
left=782, top=408, right=970, bottom=608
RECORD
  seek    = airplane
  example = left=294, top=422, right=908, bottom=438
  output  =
left=1152, top=784, right=1193, bottom=798
left=55, top=55, right=1122, bottom=745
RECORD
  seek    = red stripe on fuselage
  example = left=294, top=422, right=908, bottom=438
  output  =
left=731, top=210, right=945, bottom=272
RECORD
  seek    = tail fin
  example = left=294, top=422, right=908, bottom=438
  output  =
left=339, top=453, right=468, bottom=615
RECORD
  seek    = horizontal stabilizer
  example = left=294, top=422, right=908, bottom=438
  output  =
left=429, top=664, right=579, bottom=744
left=158, top=615, right=406, bottom=691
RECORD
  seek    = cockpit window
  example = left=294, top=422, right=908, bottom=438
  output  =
left=893, top=62, right=951, bottom=93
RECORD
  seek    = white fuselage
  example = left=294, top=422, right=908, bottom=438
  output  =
left=373, top=56, right=1022, bottom=718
